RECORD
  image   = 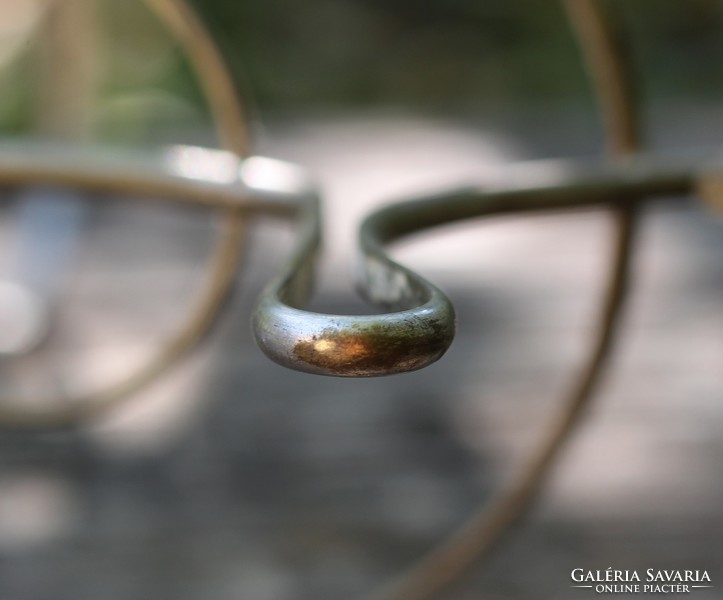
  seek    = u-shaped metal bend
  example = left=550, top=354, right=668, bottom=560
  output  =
left=252, top=185, right=456, bottom=377
left=252, top=159, right=694, bottom=377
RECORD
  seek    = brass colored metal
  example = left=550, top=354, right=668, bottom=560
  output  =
left=0, top=0, right=253, bottom=427
left=251, top=183, right=456, bottom=377
left=144, top=0, right=251, bottom=157
left=0, top=145, right=297, bottom=214
left=252, top=159, right=696, bottom=379
left=697, top=172, right=723, bottom=217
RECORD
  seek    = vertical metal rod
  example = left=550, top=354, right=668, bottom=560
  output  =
left=34, top=0, right=99, bottom=139
left=565, top=0, right=641, bottom=155
left=145, top=0, right=251, bottom=158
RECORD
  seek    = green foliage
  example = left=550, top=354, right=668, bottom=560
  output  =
left=188, top=0, right=723, bottom=112
left=2, top=0, right=722, bottom=132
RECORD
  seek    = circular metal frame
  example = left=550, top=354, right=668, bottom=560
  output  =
left=0, top=0, right=253, bottom=427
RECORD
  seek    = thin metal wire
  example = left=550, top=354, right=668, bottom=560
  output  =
left=252, top=157, right=693, bottom=378
left=565, top=0, right=641, bottom=155
left=0, top=0, right=252, bottom=428
left=2, top=145, right=701, bottom=428
left=145, top=0, right=251, bottom=157
left=0, top=146, right=294, bottom=213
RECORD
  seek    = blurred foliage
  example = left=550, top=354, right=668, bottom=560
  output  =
left=188, top=0, right=723, bottom=112
left=1, top=0, right=722, bottom=138
left=190, top=0, right=586, bottom=111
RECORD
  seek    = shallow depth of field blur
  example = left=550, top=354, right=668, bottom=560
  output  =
left=0, top=1, right=721, bottom=599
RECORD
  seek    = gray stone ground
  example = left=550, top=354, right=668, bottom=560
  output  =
left=0, top=107, right=721, bottom=599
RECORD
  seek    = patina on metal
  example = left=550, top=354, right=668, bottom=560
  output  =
left=251, top=158, right=695, bottom=378
left=251, top=181, right=456, bottom=377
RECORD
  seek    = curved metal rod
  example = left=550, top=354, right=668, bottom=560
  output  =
left=252, top=195, right=456, bottom=377
left=0, top=147, right=307, bottom=429
left=252, top=159, right=691, bottom=379
left=252, top=1, right=642, bottom=384
left=145, top=0, right=251, bottom=158
left=564, top=0, right=641, bottom=155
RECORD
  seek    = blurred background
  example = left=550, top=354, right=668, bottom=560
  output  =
left=0, top=0, right=721, bottom=598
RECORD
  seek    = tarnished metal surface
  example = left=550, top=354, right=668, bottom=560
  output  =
left=251, top=159, right=697, bottom=377
left=251, top=177, right=457, bottom=377
left=0, top=146, right=708, bottom=395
